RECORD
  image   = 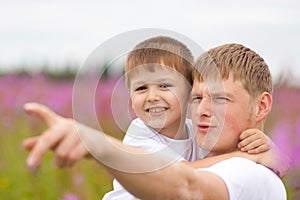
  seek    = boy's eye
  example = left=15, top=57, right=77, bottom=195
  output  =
left=135, top=86, right=147, bottom=91
left=160, top=83, right=172, bottom=88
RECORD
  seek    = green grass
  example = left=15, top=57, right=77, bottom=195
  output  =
left=0, top=117, right=113, bottom=199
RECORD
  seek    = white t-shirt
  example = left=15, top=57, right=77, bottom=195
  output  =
left=102, top=118, right=204, bottom=200
left=198, top=157, right=287, bottom=200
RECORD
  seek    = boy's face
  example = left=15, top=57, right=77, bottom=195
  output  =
left=129, top=66, right=190, bottom=137
left=190, top=75, right=257, bottom=156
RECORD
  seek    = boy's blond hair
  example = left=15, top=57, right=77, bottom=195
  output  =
left=193, top=43, right=273, bottom=98
left=125, top=36, right=194, bottom=88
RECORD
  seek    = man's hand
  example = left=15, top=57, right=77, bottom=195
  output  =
left=22, top=102, right=89, bottom=171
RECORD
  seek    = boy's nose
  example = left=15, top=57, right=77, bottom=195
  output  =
left=146, top=88, right=160, bottom=102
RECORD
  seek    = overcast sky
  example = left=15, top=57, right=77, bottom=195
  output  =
left=1, top=0, right=300, bottom=81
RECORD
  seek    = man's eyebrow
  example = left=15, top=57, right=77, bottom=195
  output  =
left=210, top=91, right=226, bottom=95
left=210, top=91, right=235, bottom=98
left=190, top=91, right=234, bottom=98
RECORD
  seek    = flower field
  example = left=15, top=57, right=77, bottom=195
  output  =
left=0, top=73, right=299, bottom=199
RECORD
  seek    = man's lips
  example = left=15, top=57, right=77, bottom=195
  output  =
left=197, top=123, right=216, bottom=132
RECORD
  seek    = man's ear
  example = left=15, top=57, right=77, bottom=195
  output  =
left=255, top=92, right=272, bottom=122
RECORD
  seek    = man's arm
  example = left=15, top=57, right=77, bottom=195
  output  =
left=185, top=145, right=289, bottom=178
left=77, top=122, right=229, bottom=200
left=183, top=151, right=253, bottom=168
left=23, top=103, right=89, bottom=169
left=107, top=162, right=229, bottom=200
left=23, top=103, right=229, bottom=199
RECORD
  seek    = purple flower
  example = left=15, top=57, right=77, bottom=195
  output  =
left=72, top=173, right=85, bottom=185
left=60, top=193, right=79, bottom=200
left=272, top=121, right=300, bottom=168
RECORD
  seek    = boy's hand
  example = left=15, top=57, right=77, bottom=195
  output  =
left=238, top=129, right=271, bottom=154
left=238, top=129, right=290, bottom=178
left=22, top=103, right=89, bottom=171
left=256, top=143, right=291, bottom=178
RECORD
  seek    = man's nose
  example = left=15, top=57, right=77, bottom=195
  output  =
left=197, top=97, right=212, bottom=117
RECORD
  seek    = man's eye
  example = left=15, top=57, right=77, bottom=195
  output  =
left=213, top=97, right=229, bottom=103
left=191, top=96, right=202, bottom=102
left=160, top=83, right=172, bottom=88
left=135, top=86, right=147, bottom=91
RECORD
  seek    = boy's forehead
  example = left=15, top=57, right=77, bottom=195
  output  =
left=130, top=68, right=181, bottom=81
left=130, top=62, right=173, bottom=70
left=128, top=64, right=179, bottom=77
left=128, top=66, right=189, bottom=88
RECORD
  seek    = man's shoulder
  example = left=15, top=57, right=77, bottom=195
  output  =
left=204, top=157, right=281, bottom=178
left=199, top=157, right=287, bottom=200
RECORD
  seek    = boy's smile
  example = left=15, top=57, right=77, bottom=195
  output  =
left=146, top=106, right=167, bottom=117
left=128, top=66, right=190, bottom=139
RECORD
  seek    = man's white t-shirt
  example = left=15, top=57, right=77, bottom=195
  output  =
left=198, top=157, right=287, bottom=200
left=102, top=118, right=204, bottom=200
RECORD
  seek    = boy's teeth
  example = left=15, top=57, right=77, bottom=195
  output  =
left=149, top=107, right=165, bottom=113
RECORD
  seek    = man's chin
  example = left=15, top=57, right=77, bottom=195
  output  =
left=197, top=138, right=217, bottom=153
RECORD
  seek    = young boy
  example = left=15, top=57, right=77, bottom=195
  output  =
left=102, top=36, right=273, bottom=199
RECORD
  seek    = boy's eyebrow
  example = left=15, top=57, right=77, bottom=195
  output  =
left=131, top=77, right=175, bottom=85
left=130, top=81, right=146, bottom=87
left=131, top=80, right=145, bottom=84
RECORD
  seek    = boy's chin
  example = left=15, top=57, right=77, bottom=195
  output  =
left=146, top=123, right=166, bottom=131
left=147, top=118, right=166, bottom=129
left=148, top=123, right=165, bottom=130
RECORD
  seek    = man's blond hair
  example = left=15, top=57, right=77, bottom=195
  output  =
left=193, top=43, right=273, bottom=98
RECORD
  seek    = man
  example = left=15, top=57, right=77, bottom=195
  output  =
left=23, top=43, right=287, bottom=199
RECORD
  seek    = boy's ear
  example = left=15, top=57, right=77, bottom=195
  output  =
left=128, top=98, right=134, bottom=109
left=255, top=92, right=272, bottom=122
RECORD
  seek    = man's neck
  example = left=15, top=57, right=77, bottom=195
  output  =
left=206, top=146, right=239, bottom=158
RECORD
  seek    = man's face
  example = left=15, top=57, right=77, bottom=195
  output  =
left=190, top=75, right=257, bottom=156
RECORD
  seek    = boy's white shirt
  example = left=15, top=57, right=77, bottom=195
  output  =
left=102, top=118, right=205, bottom=200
